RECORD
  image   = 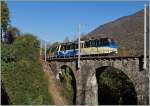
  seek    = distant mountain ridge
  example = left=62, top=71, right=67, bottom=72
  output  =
left=83, top=8, right=149, bottom=56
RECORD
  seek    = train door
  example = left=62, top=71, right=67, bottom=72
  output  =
left=80, top=42, right=83, bottom=55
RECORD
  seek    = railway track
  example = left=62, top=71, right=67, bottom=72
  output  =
left=46, top=54, right=145, bottom=61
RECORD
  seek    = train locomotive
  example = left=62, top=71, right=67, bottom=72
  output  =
left=48, top=38, right=118, bottom=57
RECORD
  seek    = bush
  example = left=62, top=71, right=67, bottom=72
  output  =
left=1, top=34, right=52, bottom=104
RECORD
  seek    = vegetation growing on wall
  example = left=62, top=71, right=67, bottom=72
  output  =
left=59, top=66, right=76, bottom=104
left=97, top=67, right=137, bottom=105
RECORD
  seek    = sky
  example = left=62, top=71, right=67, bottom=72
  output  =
left=7, top=1, right=149, bottom=43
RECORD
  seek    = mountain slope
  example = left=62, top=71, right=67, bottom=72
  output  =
left=83, top=8, right=149, bottom=56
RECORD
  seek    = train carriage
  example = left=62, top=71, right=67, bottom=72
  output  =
left=48, top=38, right=118, bottom=57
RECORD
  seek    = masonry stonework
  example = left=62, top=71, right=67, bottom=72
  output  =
left=49, top=57, right=149, bottom=105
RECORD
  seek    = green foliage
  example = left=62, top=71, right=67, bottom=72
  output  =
left=50, top=42, right=59, bottom=52
left=1, top=1, right=10, bottom=42
left=7, top=27, right=20, bottom=43
left=30, top=95, right=43, bottom=105
left=1, top=1, right=10, bottom=30
left=1, top=35, right=51, bottom=104
left=98, top=68, right=137, bottom=105
left=60, top=67, right=74, bottom=104
left=47, top=42, right=59, bottom=56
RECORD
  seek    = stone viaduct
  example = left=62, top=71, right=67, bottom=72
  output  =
left=47, top=56, right=149, bottom=105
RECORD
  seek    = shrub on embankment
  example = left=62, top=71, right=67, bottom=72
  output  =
left=1, top=34, right=52, bottom=104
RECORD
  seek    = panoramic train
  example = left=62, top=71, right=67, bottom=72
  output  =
left=48, top=38, right=118, bottom=57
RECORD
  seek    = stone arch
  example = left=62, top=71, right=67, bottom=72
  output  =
left=58, top=65, right=77, bottom=104
left=96, top=66, right=137, bottom=105
left=85, top=66, right=137, bottom=105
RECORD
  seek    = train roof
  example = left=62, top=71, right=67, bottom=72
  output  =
left=60, top=37, right=112, bottom=45
left=60, top=41, right=85, bottom=45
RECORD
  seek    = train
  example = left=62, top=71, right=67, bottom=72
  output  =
left=47, top=38, right=118, bottom=57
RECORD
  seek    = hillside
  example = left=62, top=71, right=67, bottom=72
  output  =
left=1, top=35, right=53, bottom=105
left=83, top=8, right=149, bottom=56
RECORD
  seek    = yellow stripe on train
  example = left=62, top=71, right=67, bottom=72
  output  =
left=81, top=47, right=117, bottom=55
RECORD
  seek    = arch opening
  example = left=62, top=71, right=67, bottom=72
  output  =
left=96, top=66, right=137, bottom=105
left=59, top=65, right=77, bottom=105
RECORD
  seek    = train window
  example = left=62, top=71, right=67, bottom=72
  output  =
left=81, top=43, right=84, bottom=48
left=90, top=40, right=93, bottom=47
left=84, top=43, right=86, bottom=48
left=96, top=40, right=98, bottom=46
left=65, top=45, right=67, bottom=50
left=91, top=40, right=95, bottom=47
left=85, top=42, right=87, bottom=48
left=60, top=45, right=64, bottom=51
left=99, top=38, right=108, bottom=46
left=70, top=44, right=72, bottom=50
left=73, top=43, right=76, bottom=49
left=94, top=41, right=96, bottom=47
left=84, top=41, right=89, bottom=48
left=64, top=45, right=67, bottom=50
left=98, top=40, right=101, bottom=47
left=100, top=39, right=102, bottom=46
left=104, top=39, right=106, bottom=46
left=87, top=41, right=89, bottom=47
left=105, top=40, right=109, bottom=46
left=95, top=40, right=97, bottom=47
left=75, top=44, right=78, bottom=49
left=70, top=44, right=73, bottom=50
left=90, top=40, right=92, bottom=47
left=67, top=45, right=70, bottom=50
left=88, top=41, right=90, bottom=47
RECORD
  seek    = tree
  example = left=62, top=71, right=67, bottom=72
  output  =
left=1, top=1, right=10, bottom=42
left=1, top=34, right=51, bottom=104
left=7, top=27, right=20, bottom=44
left=63, top=36, right=70, bottom=43
left=50, top=42, right=59, bottom=53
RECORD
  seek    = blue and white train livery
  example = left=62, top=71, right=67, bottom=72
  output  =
left=55, top=38, right=118, bottom=57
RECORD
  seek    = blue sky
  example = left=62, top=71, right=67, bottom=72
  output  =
left=7, top=1, right=148, bottom=43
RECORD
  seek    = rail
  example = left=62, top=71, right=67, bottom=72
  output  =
left=45, top=55, right=147, bottom=62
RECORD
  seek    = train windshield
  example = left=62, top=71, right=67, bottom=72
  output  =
left=108, top=39, right=118, bottom=47
left=60, top=43, right=76, bottom=51
left=85, top=38, right=109, bottom=47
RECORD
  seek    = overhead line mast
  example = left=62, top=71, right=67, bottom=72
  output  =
left=78, top=24, right=81, bottom=70
left=144, top=4, right=147, bottom=69
left=45, top=40, right=47, bottom=62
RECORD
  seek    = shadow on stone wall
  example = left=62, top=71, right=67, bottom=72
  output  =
left=60, top=65, right=77, bottom=105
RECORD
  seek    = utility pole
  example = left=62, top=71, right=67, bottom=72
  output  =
left=144, top=4, right=147, bottom=69
left=78, top=24, right=81, bottom=70
left=40, top=40, right=42, bottom=56
left=45, top=40, right=47, bottom=62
